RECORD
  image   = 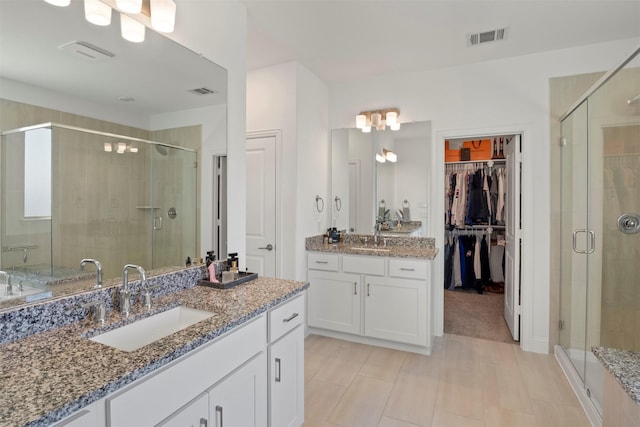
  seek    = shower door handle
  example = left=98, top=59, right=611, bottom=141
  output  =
left=573, top=229, right=595, bottom=254
left=153, top=216, right=163, bottom=230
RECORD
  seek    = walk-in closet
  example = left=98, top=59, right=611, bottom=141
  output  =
left=443, top=134, right=522, bottom=343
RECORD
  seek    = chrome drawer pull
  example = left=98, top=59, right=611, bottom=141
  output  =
left=400, top=267, right=415, bottom=271
left=216, top=406, right=223, bottom=427
left=315, top=260, right=329, bottom=264
left=283, top=313, right=299, bottom=322
left=275, top=357, right=282, bottom=382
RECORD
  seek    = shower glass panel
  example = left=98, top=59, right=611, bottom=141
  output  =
left=150, top=144, right=197, bottom=270
left=560, top=100, right=589, bottom=383
left=559, top=50, right=640, bottom=419
left=1, top=123, right=197, bottom=283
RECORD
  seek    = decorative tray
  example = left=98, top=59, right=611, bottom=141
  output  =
left=197, top=271, right=258, bottom=290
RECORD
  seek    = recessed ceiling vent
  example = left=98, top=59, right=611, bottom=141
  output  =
left=468, top=28, right=507, bottom=46
left=188, top=87, right=217, bottom=96
left=59, top=41, right=115, bottom=62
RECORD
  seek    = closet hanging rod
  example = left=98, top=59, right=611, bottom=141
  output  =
left=445, top=159, right=505, bottom=165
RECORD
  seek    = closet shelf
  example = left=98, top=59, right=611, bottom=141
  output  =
left=445, top=159, right=506, bottom=165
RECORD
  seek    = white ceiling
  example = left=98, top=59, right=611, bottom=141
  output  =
left=244, top=0, right=640, bottom=82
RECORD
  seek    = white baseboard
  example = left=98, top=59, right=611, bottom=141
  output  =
left=306, top=327, right=432, bottom=356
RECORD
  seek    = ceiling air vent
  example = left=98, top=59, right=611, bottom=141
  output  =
left=468, top=28, right=507, bottom=46
left=188, top=87, right=217, bottom=96
left=59, top=41, right=115, bottom=62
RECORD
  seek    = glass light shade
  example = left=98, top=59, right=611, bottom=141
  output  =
left=121, top=13, right=145, bottom=43
left=116, top=142, right=127, bottom=153
left=390, top=123, right=401, bottom=131
left=104, top=142, right=112, bottom=152
left=376, top=153, right=386, bottom=163
left=371, top=112, right=382, bottom=127
left=385, top=111, right=398, bottom=127
left=355, top=114, right=366, bottom=129
left=385, top=150, right=397, bottom=162
left=362, top=126, right=372, bottom=133
left=44, top=0, right=71, bottom=6
left=84, top=0, right=112, bottom=26
left=116, top=0, right=142, bottom=14
left=151, top=0, right=177, bottom=33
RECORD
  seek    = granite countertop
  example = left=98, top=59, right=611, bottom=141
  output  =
left=593, top=347, right=640, bottom=404
left=305, top=234, right=438, bottom=259
left=0, top=276, right=308, bottom=427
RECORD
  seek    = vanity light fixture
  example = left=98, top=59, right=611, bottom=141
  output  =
left=116, top=142, right=127, bottom=154
left=120, top=13, right=145, bottom=43
left=355, top=108, right=401, bottom=133
left=116, top=0, right=142, bottom=14
left=150, top=0, right=177, bottom=33
left=84, top=0, right=112, bottom=26
left=104, top=142, right=113, bottom=152
left=44, top=0, right=71, bottom=6
left=376, top=148, right=397, bottom=163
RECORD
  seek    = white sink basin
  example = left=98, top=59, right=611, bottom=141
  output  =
left=350, top=247, right=391, bottom=253
left=89, top=306, right=215, bottom=352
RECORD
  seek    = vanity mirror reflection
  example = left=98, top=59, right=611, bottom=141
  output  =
left=330, top=121, right=431, bottom=236
left=0, top=0, right=227, bottom=311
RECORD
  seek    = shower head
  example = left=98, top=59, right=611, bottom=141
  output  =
left=627, top=93, right=640, bottom=105
left=155, top=145, right=168, bottom=156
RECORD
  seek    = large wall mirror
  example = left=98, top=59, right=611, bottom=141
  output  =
left=0, top=0, right=227, bottom=311
left=330, top=121, right=431, bottom=236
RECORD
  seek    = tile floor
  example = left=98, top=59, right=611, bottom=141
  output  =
left=303, top=334, right=590, bottom=427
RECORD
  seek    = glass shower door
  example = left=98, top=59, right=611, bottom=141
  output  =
left=559, top=101, right=590, bottom=382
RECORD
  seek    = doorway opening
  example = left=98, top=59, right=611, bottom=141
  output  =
left=442, top=133, right=522, bottom=344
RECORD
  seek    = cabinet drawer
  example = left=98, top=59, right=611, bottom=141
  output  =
left=308, top=252, right=339, bottom=271
left=269, top=294, right=305, bottom=342
left=388, top=259, right=428, bottom=279
left=342, top=255, right=385, bottom=276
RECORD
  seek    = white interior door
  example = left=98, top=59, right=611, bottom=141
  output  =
left=246, top=135, right=276, bottom=277
left=504, top=134, right=522, bottom=340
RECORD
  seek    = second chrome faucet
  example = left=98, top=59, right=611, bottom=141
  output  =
left=120, top=264, right=146, bottom=316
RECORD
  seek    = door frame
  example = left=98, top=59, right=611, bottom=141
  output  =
left=432, top=124, right=537, bottom=352
left=246, top=129, right=282, bottom=278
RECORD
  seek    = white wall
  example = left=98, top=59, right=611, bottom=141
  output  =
left=247, top=62, right=329, bottom=280
left=328, top=37, right=640, bottom=353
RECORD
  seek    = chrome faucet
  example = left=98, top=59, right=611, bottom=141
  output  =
left=82, top=299, right=106, bottom=325
left=80, top=258, right=103, bottom=288
left=120, top=264, right=146, bottom=316
left=0, top=271, right=12, bottom=297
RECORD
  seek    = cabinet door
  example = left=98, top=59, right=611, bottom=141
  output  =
left=307, top=270, right=361, bottom=334
left=364, top=276, right=427, bottom=346
left=156, top=394, right=208, bottom=427
left=269, top=326, right=304, bottom=427
left=209, top=352, right=267, bottom=427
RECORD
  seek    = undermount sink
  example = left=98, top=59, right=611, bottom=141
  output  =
left=89, top=306, right=215, bottom=352
left=350, top=246, right=391, bottom=253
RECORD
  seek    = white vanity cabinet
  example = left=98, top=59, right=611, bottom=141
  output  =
left=307, top=252, right=431, bottom=353
left=267, top=294, right=305, bottom=427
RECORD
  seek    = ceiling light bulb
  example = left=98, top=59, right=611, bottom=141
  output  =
left=376, top=153, right=386, bottom=163
left=104, top=142, right=112, bottom=152
left=44, top=0, right=71, bottom=6
left=390, top=123, right=401, bottom=131
left=371, top=112, right=382, bottom=128
left=356, top=114, right=366, bottom=129
left=116, top=0, right=142, bottom=14
left=120, top=13, right=145, bottom=43
left=362, top=126, right=371, bottom=133
left=151, top=0, right=177, bottom=33
left=385, top=111, right=398, bottom=127
left=84, top=0, right=112, bottom=26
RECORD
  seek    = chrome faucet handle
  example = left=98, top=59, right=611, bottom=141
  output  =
left=141, top=284, right=162, bottom=311
left=80, top=258, right=103, bottom=288
left=82, top=300, right=106, bottom=325
left=121, top=264, right=146, bottom=315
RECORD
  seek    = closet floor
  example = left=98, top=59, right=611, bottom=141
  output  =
left=303, top=334, right=589, bottom=427
left=444, top=289, right=517, bottom=344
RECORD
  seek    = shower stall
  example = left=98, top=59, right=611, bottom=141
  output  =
left=0, top=123, right=197, bottom=283
left=557, top=46, right=640, bottom=424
